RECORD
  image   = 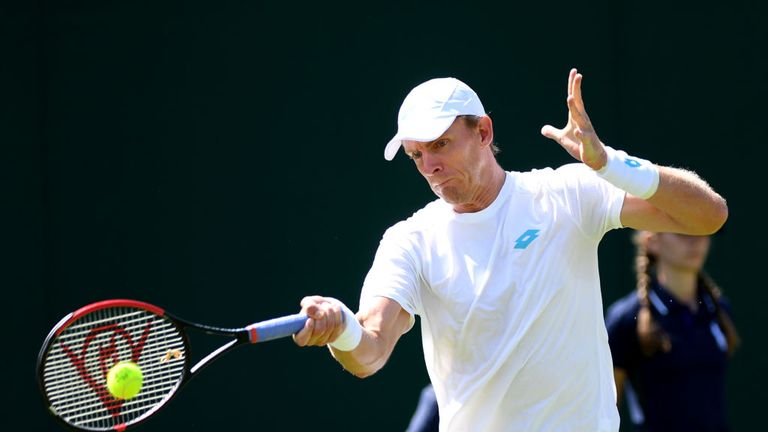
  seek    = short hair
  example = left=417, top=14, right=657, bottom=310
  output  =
left=459, top=115, right=500, bottom=155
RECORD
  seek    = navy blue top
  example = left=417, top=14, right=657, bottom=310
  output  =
left=605, top=280, right=732, bottom=432
left=406, top=384, right=439, bottom=432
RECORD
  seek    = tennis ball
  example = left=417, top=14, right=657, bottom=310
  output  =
left=106, top=361, right=143, bottom=400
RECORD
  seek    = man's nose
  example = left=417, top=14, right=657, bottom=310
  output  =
left=420, top=152, right=442, bottom=175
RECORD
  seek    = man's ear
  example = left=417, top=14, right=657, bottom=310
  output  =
left=478, top=115, right=494, bottom=147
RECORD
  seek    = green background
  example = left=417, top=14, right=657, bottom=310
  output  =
left=5, top=0, right=766, bottom=430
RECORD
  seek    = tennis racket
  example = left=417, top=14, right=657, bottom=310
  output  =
left=37, top=299, right=307, bottom=431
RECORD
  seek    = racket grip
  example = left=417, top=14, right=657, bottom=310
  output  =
left=246, top=313, right=308, bottom=343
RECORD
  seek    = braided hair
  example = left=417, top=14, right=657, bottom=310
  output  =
left=632, top=231, right=740, bottom=357
left=698, top=271, right=741, bottom=356
left=633, top=231, right=671, bottom=356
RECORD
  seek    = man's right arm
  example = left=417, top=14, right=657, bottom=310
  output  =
left=293, top=295, right=412, bottom=378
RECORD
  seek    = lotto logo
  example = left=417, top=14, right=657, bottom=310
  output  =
left=514, top=229, right=540, bottom=249
left=624, top=158, right=641, bottom=168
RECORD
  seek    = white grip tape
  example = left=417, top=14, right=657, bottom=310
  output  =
left=596, top=146, right=660, bottom=199
left=328, top=299, right=363, bottom=351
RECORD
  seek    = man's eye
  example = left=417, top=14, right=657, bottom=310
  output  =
left=409, top=151, right=422, bottom=160
left=435, top=140, right=448, bottom=148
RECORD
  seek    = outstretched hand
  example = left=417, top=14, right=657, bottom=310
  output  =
left=541, top=68, right=607, bottom=170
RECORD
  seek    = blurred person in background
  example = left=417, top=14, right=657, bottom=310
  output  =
left=605, top=230, right=739, bottom=432
left=406, top=383, right=439, bottom=432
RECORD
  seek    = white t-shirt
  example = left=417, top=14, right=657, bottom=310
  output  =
left=361, top=164, right=625, bottom=432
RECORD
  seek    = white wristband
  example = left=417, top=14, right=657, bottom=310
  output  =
left=328, top=299, right=363, bottom=352
left=596, top=146, right=660, bottom=199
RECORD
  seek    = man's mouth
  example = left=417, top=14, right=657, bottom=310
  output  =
left=432, top=178, right=451, bottom=189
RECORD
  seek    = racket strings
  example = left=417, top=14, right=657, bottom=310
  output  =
left=42, top=306, right=186, bottom=430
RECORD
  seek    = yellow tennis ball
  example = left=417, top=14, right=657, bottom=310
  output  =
left=106, top=361, right=143, bottom=400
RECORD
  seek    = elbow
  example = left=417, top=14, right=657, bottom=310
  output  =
left=690, top=198, right=728, bottom=235
left=704, top=196, right=729, bottom=235
left=351, top=368, right=378, bottom=379
left=716, top=198, right=729, bottom=231
left=676, top=195, right=728, bottom=236
left=347, top=365, right=381, bottom=379
left=332, top=350, right=386, bottom=379
left=681, top=194, right=729, bottom=236
left=348, top=357, right=387, bottom=379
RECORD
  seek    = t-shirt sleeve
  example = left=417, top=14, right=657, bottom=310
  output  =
left=555, top=163, right=626, bottom=239
left=359, top=223, right=421, bottom=330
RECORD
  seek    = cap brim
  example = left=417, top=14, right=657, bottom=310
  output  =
left=383, top=115, right=457, bottom=161
left=384, top=136, right=401, bottom=161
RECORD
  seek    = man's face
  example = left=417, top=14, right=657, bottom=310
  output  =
left=401, top=117, right=488, bottom=206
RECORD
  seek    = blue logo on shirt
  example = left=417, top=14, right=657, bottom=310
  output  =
left=624, top=158, right=641, bottom=168
left=514, top=229, right=540, bottom=249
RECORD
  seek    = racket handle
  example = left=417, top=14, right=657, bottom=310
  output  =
left=246, top=313, right=308, bottom=343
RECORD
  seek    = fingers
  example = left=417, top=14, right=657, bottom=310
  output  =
left=542, top=69, right=591, bottom=142
left=565, top=67, right=590, bottom=121
left=308, top=303, right=343, bottom=345
left=540, top=125, right=561, bottom=141
left=567, top=79, right=595, bottom=137
left=293, top=296, right=346, bottom=348
left=571, top=72, right=587, bottom=116
left=567, top=95, right=590, bottom=129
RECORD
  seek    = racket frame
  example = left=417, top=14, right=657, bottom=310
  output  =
left=37, top=299, right=306, bottom=431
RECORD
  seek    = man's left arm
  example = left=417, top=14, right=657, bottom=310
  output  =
left=541, top=68, right=727, bottom=235
left=619, top=166, right=727, bottom=234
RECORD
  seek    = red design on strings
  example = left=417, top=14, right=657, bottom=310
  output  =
left=59, top=321, right=152, bottom=417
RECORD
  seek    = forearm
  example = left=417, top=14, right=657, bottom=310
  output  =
left=329, top=326, right=395, bottom=378
left=327, top=299, right=411, bottom=378
left=620, top=165, right=728, bottom=235
left=646, top=166, right=728, bottom=234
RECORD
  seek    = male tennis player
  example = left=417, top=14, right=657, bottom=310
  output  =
left=293, top=68, right=728, bottom=431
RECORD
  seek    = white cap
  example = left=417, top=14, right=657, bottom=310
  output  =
left=384, top=77, right=485, bottom=161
